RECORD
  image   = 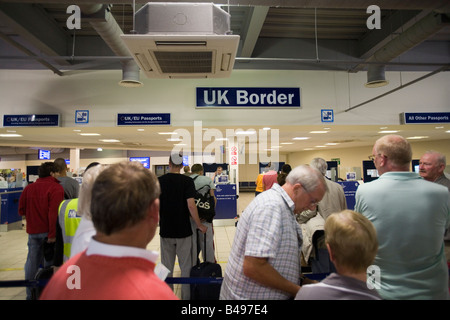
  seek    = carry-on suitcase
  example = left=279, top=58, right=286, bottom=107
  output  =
left=190, top=230, right=222, bottom=300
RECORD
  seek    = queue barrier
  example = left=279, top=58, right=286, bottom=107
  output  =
left=0, top=273, right=329, bottom=289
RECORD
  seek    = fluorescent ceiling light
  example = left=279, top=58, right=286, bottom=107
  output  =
left=158, top=132, right=177, bottom=135
left=99, top=139, right=120, bottom=143
left=137, top=128, right=145, bottom=132
left=167, top=138, right=182, bottom=142
left=378, top=130, right=398, bottom=133
left=304, top=148, right=314, bottom=151
left=309, top=131, right=329, bottom=134
left=325, top=142, right=339, bottom=145
left=0, top=133, right=23, bottom=137
left=281, top=142, right=293, bottom=145
left=315, top=145, right=327, bottom=148
left=293, top=137, right=309, bottom=140
left=79, top=133, right=100, bottom=136
left=406, top=136, right=429, bottom=140
left=236, top=130, right=256, bottom=135
left=262, top=127, right=271, bottom=130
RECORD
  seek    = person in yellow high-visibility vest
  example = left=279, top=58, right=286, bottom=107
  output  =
left=58, top=198, right=81, bottom=263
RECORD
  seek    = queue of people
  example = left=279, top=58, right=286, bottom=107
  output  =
left=17, top=136, right=450, bottom=300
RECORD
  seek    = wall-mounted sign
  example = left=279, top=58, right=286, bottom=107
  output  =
left=117, top=113, right=171, bottom=126
left=3, top=114, right=60, bottom=127
left=196, top=87, right=301, bottom=108
left=400, top=112, right=450, bottom=124
left=321, top=109, right=334, bottom=123
left=75, top=110, right=89, bottom=124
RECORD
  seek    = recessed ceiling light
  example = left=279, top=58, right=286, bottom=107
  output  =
left=97, top=148, right=103, bottom=151
left=378, top=130, right=398, bottom=133
left=158, top=132, right=177, bottom=135
left=137, top=128, right=145, bottom=132
left=310, top=131, right=329, bottom=134
left=167, top=138, right=182, bottom=142
left=315, top=145, right=327, bottom=148
left=446, top=130, right=450, bottom=133
left=281, top=142, right=293, bottom=145
left=99, top=139, right=120, bottom=143
left=304, top=148, right=314, bottom=151
left=406, top=136, right=429, bottom=140
left=0, top=133, right=23, bottom=137
left=325, top=142, right=339, bottom=145
left=236, top=130, right=256, bottom=135
left=79, top=133, right=100, bottom=136
left=262, top=127, right=271, bottom=130
left=293, top=137, right=309, bottom=140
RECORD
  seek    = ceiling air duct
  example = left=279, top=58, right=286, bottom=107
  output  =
left=120, top=2, right=240, bottom=79
left=365, top=65, right=389, bottom=88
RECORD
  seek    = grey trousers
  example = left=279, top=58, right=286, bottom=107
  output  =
left=160, top=235, right=193, bottom=300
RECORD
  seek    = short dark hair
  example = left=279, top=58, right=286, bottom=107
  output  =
left=53, top=158, right=67, bottom=173
left=38, top=162, right=57, bottom=178
left=191, top=163, right=204, bottom=174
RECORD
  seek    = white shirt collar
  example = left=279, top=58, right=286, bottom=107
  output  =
left=86, top=238, right=159, bottom=264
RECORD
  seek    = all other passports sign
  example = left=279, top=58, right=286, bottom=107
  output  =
left=196, top=87, right=301, bottom=108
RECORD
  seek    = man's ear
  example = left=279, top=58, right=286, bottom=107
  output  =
left=147, top=199, right=160, bottom=223
left=326, top=243, right=335, bottom=263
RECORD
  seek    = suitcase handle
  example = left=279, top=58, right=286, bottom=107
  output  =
left=196, top=228, right=208, bottom=264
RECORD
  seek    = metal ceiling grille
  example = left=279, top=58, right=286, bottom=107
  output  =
left=153, top=51, right=213, bottom=73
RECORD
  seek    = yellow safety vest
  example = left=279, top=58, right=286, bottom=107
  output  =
left=58, top=199, right=81, bottom=262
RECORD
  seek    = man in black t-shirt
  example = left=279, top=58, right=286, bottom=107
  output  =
left=158, top=153, right=207, bottom=300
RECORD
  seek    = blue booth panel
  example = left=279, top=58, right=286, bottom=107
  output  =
left=214, top=184, right=237, bottom=219
left=0, top=188, right=23, bottom=225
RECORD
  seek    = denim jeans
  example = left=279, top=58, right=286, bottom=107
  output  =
left=24, top=233, right=52, bottom=300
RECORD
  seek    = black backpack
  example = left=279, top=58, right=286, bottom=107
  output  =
left=192, top=175, right=215, bottom=222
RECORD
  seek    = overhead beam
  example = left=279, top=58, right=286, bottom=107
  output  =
left=239, top=6, right=269, bottom=57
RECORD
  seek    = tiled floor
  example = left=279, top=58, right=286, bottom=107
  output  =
left=0, top=191, right=255, bottom=300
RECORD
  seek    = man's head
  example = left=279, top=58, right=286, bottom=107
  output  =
left=310, top=158, right=327, bottom=176
left=169, top=152, right=183, bottom=169
left=191, top=163, right=204, bottom=175
left=419, top=151, right=446, bottom=182
left=284, top=164, right=327, bottom=213
left=90, top=161, right=160, bottom=242
left=372, top=135, right=412, bottom=174
left=38, top=162, right=58, bottom=178
left=53, top=158, right=68, bottom=176
left=77, top=164, right=106, bottom=219
left=325, top=210, right=378, bottom=274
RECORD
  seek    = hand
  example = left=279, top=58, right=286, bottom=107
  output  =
left=47, top=237, right=56, bottom=243
left=198, top=224, right=207, bottom=234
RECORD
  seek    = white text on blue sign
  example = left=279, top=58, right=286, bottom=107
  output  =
left=196, top=87, right=301, bottom=107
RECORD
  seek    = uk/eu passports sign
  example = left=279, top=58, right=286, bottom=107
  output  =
left=3, top=114, right=60, bottom=127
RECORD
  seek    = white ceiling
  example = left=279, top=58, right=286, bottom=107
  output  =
left=1, top=124, right=449, bottom=154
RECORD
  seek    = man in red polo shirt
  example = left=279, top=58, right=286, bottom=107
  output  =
left=19, top=161, right=64, bottom=300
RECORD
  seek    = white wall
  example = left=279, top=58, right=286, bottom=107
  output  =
left=1, top=69, right=449, bottom=129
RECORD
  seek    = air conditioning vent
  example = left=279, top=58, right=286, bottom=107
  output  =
left=120, top=3, right=240, bottom=79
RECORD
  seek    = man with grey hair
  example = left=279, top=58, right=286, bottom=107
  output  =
left=355, top=135, right=450, bottom=300
left=419, top=151, right=450, bottom=190
left=419, top=150, right=450, bottom=257
left=299, top=158, right=347, bottom=274
left=220, top=165, right=327, bottom=299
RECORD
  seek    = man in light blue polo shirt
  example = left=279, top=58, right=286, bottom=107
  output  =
left=355, top=135, right=450, bottom=300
